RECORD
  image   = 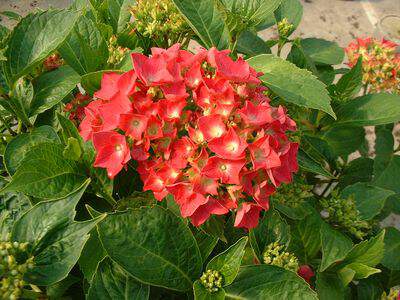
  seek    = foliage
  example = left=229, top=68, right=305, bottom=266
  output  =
left=0, top=0, right=399, bottom=299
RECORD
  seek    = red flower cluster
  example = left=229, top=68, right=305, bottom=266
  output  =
left=79, top=44, right=298, bottom=229
left=64, top=92, right=92, bottom=124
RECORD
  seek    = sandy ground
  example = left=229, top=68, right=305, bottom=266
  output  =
left=1, top=0, right=399, bottom=228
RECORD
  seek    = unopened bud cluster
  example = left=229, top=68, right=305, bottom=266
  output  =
left=277, top=18, right=294, bottom=39
left=346, top=37, right=399, bottom=93
left=263, top=242, right=299, bottom=272
left=130, top=0, right=192, bottom=47
left=0, top=239, right=34, bottom=300
left=381, top=287, right=400, bottom=300
left=107, top=35, right=129, bottom=65
left=43, top=53, right=63, bottom=71
left=200, top=270, right=223, bottom=293
left=320, top=191, right=370, bottom=240
left=271, top=178, right=312, bottom=208
left=64, top=92, right=92, bottom=124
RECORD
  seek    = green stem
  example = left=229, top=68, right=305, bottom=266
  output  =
left=16, top=119, right=23, bottom=134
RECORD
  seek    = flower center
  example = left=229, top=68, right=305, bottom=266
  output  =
left=220, top=164, right=227, bottom=171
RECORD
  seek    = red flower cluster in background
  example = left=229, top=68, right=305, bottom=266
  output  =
left=346, top=37, right=399, bottom=93
left=79, top=44, right=298, bottom=229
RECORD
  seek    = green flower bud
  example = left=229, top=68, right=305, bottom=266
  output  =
left=277, top=18, right=294, bottom=39
left=262, top=242, right=299, bottom=272
left=200, top=270, right=223, bottom=293
left=271, top=177, right=312, bottom=208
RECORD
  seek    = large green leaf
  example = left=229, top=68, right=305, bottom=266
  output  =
left=206, top=237, right=248, bottom=286
left=335, top=93, right=400, bottom=126
left=4, top=9, right=79, bottom=83
left=11, top=180, right=104, bottom=286
left=103, top=0, right=134, bottom=34
left=4, top=125, right=60, bottom=175
left=225, top=265, right=318, bottom=300
left=249, top=209, right=290, bottom=261
left=341, top=183, right=395, bottom=220
left=374, top=125, right=395, bottom=178
left=97, top=206, right=202, bottom=291
left=87, top=258, right=150, bottom=300
left=172, top=0, right=230, bottom=49
left=382, top=227, right=400, bottom=270
left=59, top=15, right=109, bottom=75
left=373, top=155, right=400, bottom=194
left=320, top=223, right=353, bottom=272
left=316, top=272, right=349, bottom=300
left=248, top=54, right=335, bottom=118
left=297, top=38, right=344, bottom=66
left=337, top=157, right=374, bottom=190
left=1, top=143, right=87, bottom=199
left=193, top=229, right=218, bottom=262
left=30, top=66, right=80, bottom=116
left=237, top=30, right=270, bottom=57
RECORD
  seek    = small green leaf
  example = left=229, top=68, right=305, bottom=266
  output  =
left=274, top=0, right=303, bottom=32
left=237, top=30, right=270, bottom=57
left=316, top=272, right=349, bottom=300
left=297, top=38, right=344, bottom=65
left=1, top=143, right=87, bottom=199
left=63, top=137, right=83, bottom=160
left=344, top=263, right=381, bottom=279
left=193, top=280, right=225, bottom=300
left=4, top=9, right=79, bottom=83
left=373, top=125, right=395, bottom=178
left=335, top=93, right=400, bottom=126
left=97, top=206, right=202, bottom=291
left=341, top=183, right=395, bottom=220
left=322, top=126, right=365, bottom=157
left=4, top=125, right=60, bottom=175
left=320, top=223, right=353, bottom=272
left=172, top=0, right=230, bottom=49
left=206, top=237, right=248, bottom=286
left=373, top=156, right=400, bottom=194
left=225, top=265, right=318, bottom=300
left=194, top=229, right=218, bottom=262
left=297, top=148, right=334, bottom=178
left=382, top=227, right=400, bottom=270
left=332, top=57, right=363, bottom=101
left=79, top=230, right=106, bottom=283
left=248, top=54, right=336, bottom=118
left=87, top=257, right=150, bottom=300
left=343, top=231, right=385, bottom=267
left=30, top=66, right=80, bottom=116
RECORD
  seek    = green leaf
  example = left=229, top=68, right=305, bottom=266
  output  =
left=237, top=30, right=270, bottom=57
left=343, top=263, right=381, bottom=279
left=320, top=223, right=353, bottom=272
left=297, top=38, right=344, bottom=65
left=30, top=66, right=80, bottom=116
left=225, top=265, right=318, bottom=300
left=322, top=126, right=365, bottom=157
left=0, top=11, right=21, bottom=21
left=206, top=237, right=247, bottom=286
left=316, top=272, right=349, bottom=300
left=341, top=183, right=395, bottom=220
left=337, top=157, right=374, bottom=190
left=249, top=209, right=290, bottom=261
left=0, top=188, right=31, bottom=240
left=11, top=180, right=104, bottom=286
left=248, top=54, right=336, bottom=118
left=374, top=155, right=400, bottom=194
left=4, top=9, right=79, bottom=83
left=57, top=112, right=84, bottom=148
left=47, top=275, right=80, bottom=298
left=289, top=211, right=322, bottom=262
left=172, top=0, right=230, bottom=49
left=343, top=231, right=385, bottom=267
left=332, top=57, right=363, bottom=101
left=59, top=15, right=109, bottom=75
left=79, top=229, right=106, bottom=282
left=87, top=257, right=150, bottom=300
left=1, top=143, right=87, bottom=199
left=356, top=278, right=384, bottom=300
left=297, top=148, right=334, bottom=178
left=274, top=0, right=303, bottom=31
left=63, top=137, right=83, bottom=160
left=193, top=280, right=225, bottom=300
left=97, top=206, right=202, bottom=291
left=103, top=0, right=134, bottom=34
left=374, top=125, right=395, bottom=178
left=382, top=227, right=400, bottom=270
left=4, top=125, right=60, bottom=175
left=194, top=230, right=218, bottom=262
left=335, top=93, right=400, bottom=126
